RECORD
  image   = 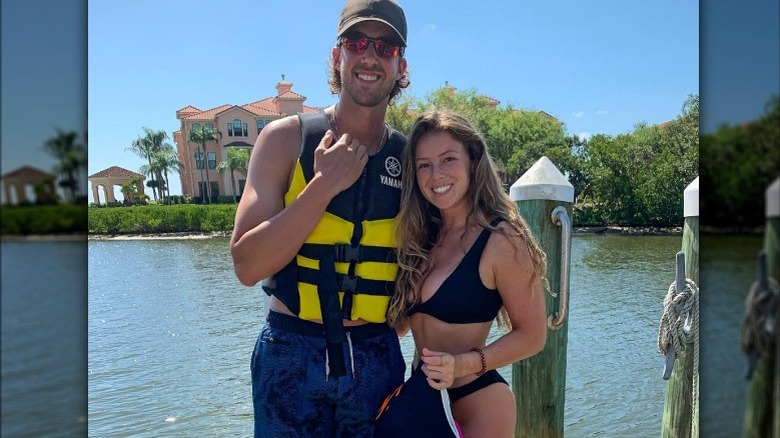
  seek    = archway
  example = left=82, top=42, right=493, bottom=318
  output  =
left=88, top=166, right=145, bottom=205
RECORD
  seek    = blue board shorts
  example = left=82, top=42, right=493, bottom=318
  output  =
left=251, top=311, right=405, bottom=437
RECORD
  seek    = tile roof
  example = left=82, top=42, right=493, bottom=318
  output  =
left=2, top=165, right=54, bottom=179
left=177, top=105, right=201, bottom=114
left=274, top=91, right=306, bottom=100
left=183, top=104, right=233, bottom=120
left=179, top=85, right=312, bottom=121
left=88, top=166, right=145, bottom=179
left=246, top=97, right=275, bottom=109
left=242, top=103, right=283, bottom=116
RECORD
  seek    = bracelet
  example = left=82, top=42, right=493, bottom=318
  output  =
left=470, top=347, right=487, bottom=376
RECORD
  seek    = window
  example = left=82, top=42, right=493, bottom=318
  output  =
left=238, top=179, right=246, bottom=196
left=194, top=152, right=204, bottom=169
left=198, top=181, right=208, bottom=198
left=208, top=152, right=217, bottom=169
left=265, top=119, right=271, bottom=126
left=205, top=123, right=214, bottom=131
left=210, top=181, right=220, bottom=197
left=233, top=119, right=242, bottom=138
left=227, top=122, right=233, bottom=136
left=192, top=123, right=201, bottom=131
left=243, top=123, right=248, bottom=137
left=257, top=120, right=264, bottom=133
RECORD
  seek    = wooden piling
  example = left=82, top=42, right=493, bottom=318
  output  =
left=510, top=156, right=574, bottom=438
left=661, top=177, right=699, bottom=438
left=742, top=177, right=779, bottom=438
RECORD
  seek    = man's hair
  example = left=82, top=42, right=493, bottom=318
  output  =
left=328, top=48, right=410, bottom=103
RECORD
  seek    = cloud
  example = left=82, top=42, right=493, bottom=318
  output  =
left=423, top=23, right=436, bottom=32
left=596, top=110, right=608, bottom=115
left=578, top=132, right=592, bottom=140
left=573, top=111, right=584, bottom=118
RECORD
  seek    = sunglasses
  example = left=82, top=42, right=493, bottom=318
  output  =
left=338, top=35, right=404, bottom=58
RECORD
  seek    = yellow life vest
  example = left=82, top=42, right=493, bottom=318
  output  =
left=262, top=112, right=405, bottom=324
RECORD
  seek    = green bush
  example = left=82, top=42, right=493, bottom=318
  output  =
left=572, top=204, right=606, bottom=227
left=1, top=204, right=88, bottom=234
left=88, top=204, right=237, bottom=234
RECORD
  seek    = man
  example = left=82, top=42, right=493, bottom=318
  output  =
left=230, top=0, right=410, bottom=436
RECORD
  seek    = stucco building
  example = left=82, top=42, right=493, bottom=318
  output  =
left=1, top=166, right=56, bottom=205
left=174, top=76, right=318, bottom=199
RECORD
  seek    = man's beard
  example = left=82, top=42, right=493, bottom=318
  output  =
left=341, top=71, right=395, bottom=107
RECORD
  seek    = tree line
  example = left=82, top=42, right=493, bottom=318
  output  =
left=119, top=90, right=778, bottom=230
left=699, top=95, right=779, bottom=228
left=387, top=88, right=700, bottom=227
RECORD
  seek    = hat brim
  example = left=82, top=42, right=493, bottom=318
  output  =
left=337, top=17, right=406, bottom=46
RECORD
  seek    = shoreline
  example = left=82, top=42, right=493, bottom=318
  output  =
left=85, top=227, right=683, bottom=241
left=1, top=233, right=88, bottom=242
left=4, top=226, right=766, bottom=242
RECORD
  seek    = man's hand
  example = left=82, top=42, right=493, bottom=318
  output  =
left=313, top=130, right=369, bottom=197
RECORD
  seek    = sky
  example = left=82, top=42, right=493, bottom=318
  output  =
left=2, top=1, right=778, bottom=201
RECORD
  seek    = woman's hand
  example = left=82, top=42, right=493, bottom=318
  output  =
left=419, top=347, right=455, bottom=390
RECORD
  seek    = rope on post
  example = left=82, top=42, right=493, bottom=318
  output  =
left=657, top=277, right=699, bottom=436
left=740, top=276, right=779, bottom=380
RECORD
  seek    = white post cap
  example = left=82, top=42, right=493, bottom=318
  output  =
left=683, top=176, right=699, bottom=217
left=767, top=177, right=780, bottom=218
left=510, top=156, right=574, bottom=203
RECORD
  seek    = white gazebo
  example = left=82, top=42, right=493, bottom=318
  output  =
left=88, top=166, right=145, bottom=204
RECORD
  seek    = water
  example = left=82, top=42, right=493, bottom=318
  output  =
left=699, top=235, right=765, bottom=437
left=1, top=240, right=88, bottom=437
left=82, top=235, right=762, bottom=436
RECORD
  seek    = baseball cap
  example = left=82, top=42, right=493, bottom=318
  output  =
left=337, top=0, right=407, bottom=46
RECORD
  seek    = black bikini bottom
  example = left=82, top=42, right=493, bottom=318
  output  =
left=447, top=369, right=508, bottom=403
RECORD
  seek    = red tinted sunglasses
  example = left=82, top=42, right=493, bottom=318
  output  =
left=338, top=35, right=404, bottom=58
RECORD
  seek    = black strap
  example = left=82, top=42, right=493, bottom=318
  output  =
left=317, top=251, right=346, bottom=378
left=297, top=112, right=330, bottom=182
left=299, top=243, right=396, bottom=264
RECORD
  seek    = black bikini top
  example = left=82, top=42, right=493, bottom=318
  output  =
left=407, top=221, right=504, bottom=324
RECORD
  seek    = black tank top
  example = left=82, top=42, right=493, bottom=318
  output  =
left=407, top=222, right=504, bottom=324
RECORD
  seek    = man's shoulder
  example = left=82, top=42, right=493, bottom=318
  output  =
left=252, top=115, right=303, bottom=163
left=264, top=115, right=302, bottom=137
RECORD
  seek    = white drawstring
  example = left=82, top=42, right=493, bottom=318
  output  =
left=325, top=334, right=355, bottom=380
left=325, top=348, right=330, bottom=381
left=346, top=332, right=355, bottom=379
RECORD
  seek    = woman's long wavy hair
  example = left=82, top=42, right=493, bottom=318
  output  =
left=387, top=110, right=548, bottom=329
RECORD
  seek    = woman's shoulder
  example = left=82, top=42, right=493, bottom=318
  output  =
left=484, top=219, right=531, bottom=265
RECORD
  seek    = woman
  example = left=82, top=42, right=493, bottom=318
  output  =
left=375, top=110, right=549, bottom=437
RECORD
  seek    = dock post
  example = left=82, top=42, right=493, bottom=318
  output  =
left=661, top=176, right=699, bottom=438
left=510, top=156, right=574, bottom=437
left=742, top=177, right=779, bottom=438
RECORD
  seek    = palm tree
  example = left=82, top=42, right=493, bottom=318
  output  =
left=217, top=147, right=250, bottom=203
left=34, top=176, right=59, bottom=205
left=188, top=125, right=221, bottom=203
left=120, top=177, right=142, bottom=203
left=139, top=159, right=165, bottom=202
left=127, top=127, right=173, bottom=202
left=148, top=148, right=183, bottom=203
left=43, top=129, right=86, bottom=203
